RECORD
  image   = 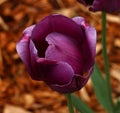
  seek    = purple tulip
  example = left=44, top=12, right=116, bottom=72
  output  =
left=77, top=0, right=120, bottom=13
left=16, top=14, right=96, bottom=93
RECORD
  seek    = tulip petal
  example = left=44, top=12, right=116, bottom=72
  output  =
left=31, top=14, right=84, bottom=57
left=45, top=32, right=83, bottom=74
left=50, top=66, right=93, bottom=93
left=72, top=17, right=96, bottom=71
left=16, top=25, right=49, bottom=80
left=23, top=25, right=35, bottom=36
left=17, top=35, right=57, bottom=81
left=16, top=34, right=45, bottom=80
left=17, top=30, right=74, bottom=84
left=89, top=0, right=109, bottom=12
left=78, top=0, right=120, bottom=12
left=36, top=60, right=74, bottom=85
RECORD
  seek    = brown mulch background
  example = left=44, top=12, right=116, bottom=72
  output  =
left=0, top=0, right=120, bottom=113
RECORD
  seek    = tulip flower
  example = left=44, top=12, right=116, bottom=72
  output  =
left=16, top=14, right=96, bottom=93
left=77, top=0, right=120, bottom=13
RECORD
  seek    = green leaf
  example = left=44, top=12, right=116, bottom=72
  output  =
left=71, top=94, right=94, bottom=113
left=91, top=63, right=113, bottom=113
left=115, top=98, right=120, bottom=113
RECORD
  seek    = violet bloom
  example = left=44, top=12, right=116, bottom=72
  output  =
left=16, top=14, right=96, bottom=93
left=77, top=0, right=120, bottom=13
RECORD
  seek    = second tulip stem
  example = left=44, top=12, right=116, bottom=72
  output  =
left=102, top=12, right=115, bottom=113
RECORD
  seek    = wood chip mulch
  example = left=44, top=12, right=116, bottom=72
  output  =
left=0, top=0, right=120, bottom=113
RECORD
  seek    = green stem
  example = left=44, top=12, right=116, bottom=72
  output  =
left=65, top=94, right=74, bottom=113
left=102, top=12, right=115, bottom=113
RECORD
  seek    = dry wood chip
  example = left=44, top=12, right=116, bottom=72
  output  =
left=3, top=105, right=31, bottom=113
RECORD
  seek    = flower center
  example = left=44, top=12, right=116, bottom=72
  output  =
left=84, top=0, right=93, bottom=5
left=36, top=40, right=49, bottom=57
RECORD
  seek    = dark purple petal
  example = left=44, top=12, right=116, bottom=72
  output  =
left=16, top=25, right=36, bottom=75
left=89, top=0, right=120, bottom=12
left=50, top=66, right=93, bottom=93
left=45, top=32, right=83, bottom=74
left=16, top=34, right=39, bottom=80
left=36, top=61, right=74, bottom=85
left=77, top=0, right=120, bottom=13
left=72, top=17, right=96, bottom=71
left=16, top=25, right=50, bottom=80
left=31, top=14, right=84, bottom=57
left=17, top=28, right=75, bottom=85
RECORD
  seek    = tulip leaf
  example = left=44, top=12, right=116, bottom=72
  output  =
left=91, top=63, right=113, bottom=112
left=71, top=94, right=94, bottom=113
left=115, top=98, right=120, bottom=113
